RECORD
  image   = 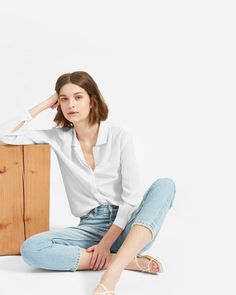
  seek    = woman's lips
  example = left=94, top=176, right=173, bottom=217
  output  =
left=68, top=112, right=79, bottom=115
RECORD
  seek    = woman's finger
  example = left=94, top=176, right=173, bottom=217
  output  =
left=93, top=254, right=102, bottom=270
left=90, top=251, right=98, bottom=269
left=98, top=256, right=107, bottom=270
left=86, top=245, right=95, bottom=252
left=51, top=102, right=59, bottom=109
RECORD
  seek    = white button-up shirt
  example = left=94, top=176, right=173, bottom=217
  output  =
left=0, top=111, right=143, bottom=229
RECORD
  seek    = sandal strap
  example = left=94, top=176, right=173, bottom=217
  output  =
left=94, top=283, right=114, bottom=295
left=134, top=255, right=154, bottom=273
left=145, top=255, right=163, bottom=272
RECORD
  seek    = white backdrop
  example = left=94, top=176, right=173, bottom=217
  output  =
left=0, top=1, right=235, bottom=294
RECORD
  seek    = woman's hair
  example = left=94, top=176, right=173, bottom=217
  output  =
left=53, top=71, right=109, bottom=128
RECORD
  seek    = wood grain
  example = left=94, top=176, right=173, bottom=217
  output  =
left=0, top=144, right=50, bottom=255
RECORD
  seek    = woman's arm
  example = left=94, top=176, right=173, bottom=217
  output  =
left=99, top=130, right=142, bottom=247
left=99, top=224, right=123, bottom=248
left=11, top=93, right=59, bottom=133
left=0, top=93, right=59, bottom=144
left=112, top=129, right=143, bottom=230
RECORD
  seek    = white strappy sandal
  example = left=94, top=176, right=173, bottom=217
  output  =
left=94, top=283, right=115, bottom=295
left=134, top=254, right=163, bottom=274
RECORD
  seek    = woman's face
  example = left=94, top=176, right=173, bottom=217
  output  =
left=58, top=83, right=91, bottom=125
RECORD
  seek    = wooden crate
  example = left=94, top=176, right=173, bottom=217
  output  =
left=0, top=144, right=51, bottom=255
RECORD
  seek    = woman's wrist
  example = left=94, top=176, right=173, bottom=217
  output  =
left=99, top=224, right=123, bottom=249
left=99, top=238, right=112, bottom=249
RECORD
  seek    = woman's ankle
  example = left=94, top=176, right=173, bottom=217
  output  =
left=101, top=268, right=121, bottom=285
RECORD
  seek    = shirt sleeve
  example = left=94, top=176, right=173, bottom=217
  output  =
left=113, top=129, right=143, bottom=229
left=0, top=110, right=54, bottom=145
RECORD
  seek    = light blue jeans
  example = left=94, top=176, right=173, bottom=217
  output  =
left=20, top=177, right=176, bottom=272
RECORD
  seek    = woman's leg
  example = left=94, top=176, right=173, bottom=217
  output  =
left=20, top=227, right=95, bottom=271
left=93, top=177, right=176, bottom=294
left=78, top=246, right=156, bottom=271
left=20, top=206, right=151, bottom=273
left=111, top=177, right=176, bottom=254
left=20, top=226, right=154, bottom=273
left=20, top=207, right=114, bottom=272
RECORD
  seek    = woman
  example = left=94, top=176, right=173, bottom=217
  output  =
left=0, top=71, right=176, bottom=295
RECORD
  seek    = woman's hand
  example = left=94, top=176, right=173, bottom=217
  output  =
left=45, top=92, right=59, bottom=110
left=86, top=241, right=111, bottom=270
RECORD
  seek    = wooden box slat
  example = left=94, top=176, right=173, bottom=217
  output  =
left=0, top=146, right=25, bottom=255
left=23, top=145, right=50, bottom=238
left=0, top=144, right=50, bottom=255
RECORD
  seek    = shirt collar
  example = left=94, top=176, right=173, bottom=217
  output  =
left=71, top=121, right=108, bottom=147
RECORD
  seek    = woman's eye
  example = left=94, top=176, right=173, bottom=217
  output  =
left=61, top=97, right=81, bottom=101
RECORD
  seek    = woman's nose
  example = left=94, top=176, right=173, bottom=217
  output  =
left=68, top=99, right=76, bottom=107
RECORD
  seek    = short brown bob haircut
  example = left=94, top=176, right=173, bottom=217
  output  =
left=53, top=71, right=109, bottom=128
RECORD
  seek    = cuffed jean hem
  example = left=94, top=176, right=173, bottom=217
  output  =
left=131, top=222, right=155, bottom=240
left=20, top=235, right=83, bottom=272
left=21, top=246, right=81, bottom=272
left=114, top=177, right=176, bottom=253
left=71, top=247, right=81, bottom=272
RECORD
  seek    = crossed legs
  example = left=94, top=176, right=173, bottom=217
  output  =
left=21, top=178, right=175, bottom=295
left=91, top=177, right=176, bottom=294
left=76, top=224, right=155, bottom=294
left=77, top=224, right=154, bottom=272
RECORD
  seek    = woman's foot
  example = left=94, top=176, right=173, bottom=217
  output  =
left=92, top=272, right=118, bottom=295
left=92, top=267, right=121, bottom=295
left=93, top=282, right=115, bottom=295
left=92, top=255, right=161, bottom=294
left=126, top=255, right=161, bottom=274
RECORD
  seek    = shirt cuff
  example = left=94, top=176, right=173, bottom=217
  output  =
left=113, top=203, right=138, bottom=230
left=10, top=110, right=33, bottom=134
left=22, top=110, right=33, bottom=121
left=0, top=110, right=32, bottom=136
